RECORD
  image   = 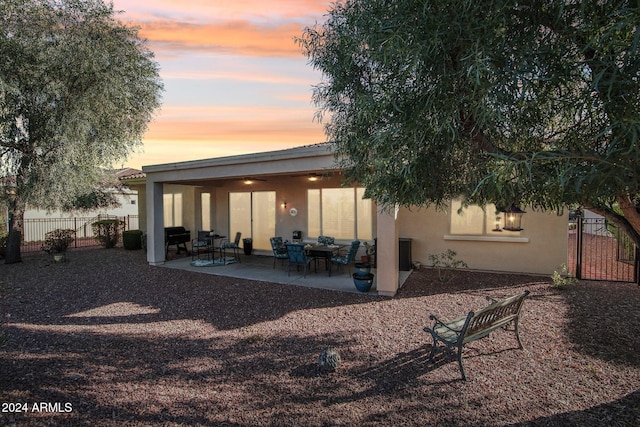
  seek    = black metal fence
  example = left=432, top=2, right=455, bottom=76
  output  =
left=18, top=214, right=139, bottom=253
left=568, top=214, right=638, bottom=283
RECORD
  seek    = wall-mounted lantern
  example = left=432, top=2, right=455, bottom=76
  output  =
left=502, top=205, right=526, bottom=231
left=492, top=216, right=502, bottom=232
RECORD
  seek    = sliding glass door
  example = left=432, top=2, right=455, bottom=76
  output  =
left=229, top=191, right=275, bottom=250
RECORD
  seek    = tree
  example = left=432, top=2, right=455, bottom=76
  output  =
left=299, top=0, right=640, bottom=246
left=0, top=0, right=163, bottom=263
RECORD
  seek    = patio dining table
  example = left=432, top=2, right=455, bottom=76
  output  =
left=307, top=244, right=344, bottom=276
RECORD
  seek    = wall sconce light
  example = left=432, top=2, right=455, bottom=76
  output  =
left=502, top=205, right=526, bottom=231
left=243, top=178, right=254, bottom=185
left=308, top=174, right=319, bottom=182
left=281, top=200, right=287, bottom=209
left=492, top=216, right=502, bottom=232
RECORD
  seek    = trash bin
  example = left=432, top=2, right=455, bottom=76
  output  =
left=399, top=238, right=412, bottom=271
left=242, top=238, right=253, bottom=255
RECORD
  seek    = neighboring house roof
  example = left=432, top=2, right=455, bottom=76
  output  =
left=116, top=168, right=146, bottom=181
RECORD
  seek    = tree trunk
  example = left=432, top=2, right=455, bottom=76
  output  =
left=5, top=197, right=24, bottom=264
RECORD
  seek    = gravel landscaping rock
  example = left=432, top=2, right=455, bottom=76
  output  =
left=1, top=248, right=639, bottom=426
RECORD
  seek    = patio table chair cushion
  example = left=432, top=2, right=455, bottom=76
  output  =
left=219, top=232, right=242, bottom=263
left=331, top=240, right=361, bottom=274
left=318, top=235, right=335, bottom=245
left=286, top=243, right=316, bottom=278
left=270, top=236, right=289, bottom=268
left=192, top=230, right=214, bottom=260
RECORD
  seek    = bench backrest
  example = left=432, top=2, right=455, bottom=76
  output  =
left=463, top=291, right=530, bottom=342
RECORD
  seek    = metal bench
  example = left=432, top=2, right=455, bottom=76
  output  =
left=164, top=226, right=191, bottom=256
left=424, top=290, right=530, bottom=380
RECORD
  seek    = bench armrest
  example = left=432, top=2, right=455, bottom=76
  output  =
left=427, top=314, right=464, bottom=334
left=486, top=295, right=498, bottom=304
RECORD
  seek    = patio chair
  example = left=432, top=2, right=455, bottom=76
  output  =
left=270, top=236, right=288, bottom=269
left=192, top=230, right=213, bottom=261
left=330, top=240, right=361, bottom=275
left=286, top=243, right=316, bottom=278
left=219, top=232, right=242, bottom=263
left=318, top=235, right=335, bottom=246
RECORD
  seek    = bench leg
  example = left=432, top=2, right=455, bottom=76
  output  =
left=456, top=344, right=467, bottom=381
left=514, top=318, right=524, bottom=350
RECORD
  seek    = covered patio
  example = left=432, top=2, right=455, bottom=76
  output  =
left=137, top=143, right=405, bottom=296
left=160, top=254, right=412, bottom=295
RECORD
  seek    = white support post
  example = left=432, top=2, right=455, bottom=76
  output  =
left=146, top=180, right=165, bottom=265
left=376, top=206, right=400, bottom=296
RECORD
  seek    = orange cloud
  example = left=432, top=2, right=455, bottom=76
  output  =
left=145, top=116, right=324, bottom=142
left=135, top=20, right=306, bottom=57
left=117, top=0, right=330, bottom=22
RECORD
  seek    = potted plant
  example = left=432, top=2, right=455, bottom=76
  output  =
left=43, top=228, right=75, bottom=262
left=361, top=241, right=375, bottom=263
left=352, top=272, right=374, bottom=292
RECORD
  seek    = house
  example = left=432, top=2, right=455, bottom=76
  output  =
left=130, top=143, right=568, bottom=296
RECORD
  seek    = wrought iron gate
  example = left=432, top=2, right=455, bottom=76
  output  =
left=568, top=213, right=638, bottom=283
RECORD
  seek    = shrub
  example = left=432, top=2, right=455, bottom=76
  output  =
left=43, top=229, right=75, bottom=253
left=429, top=249, right=469, bottom=283
left=552, top=263, right=578, bottom=289
left=122, top=230, right=143, bottom=250
left=92, top=219, right=125, bottom=248
left=0, top=231, right=7, bottom=259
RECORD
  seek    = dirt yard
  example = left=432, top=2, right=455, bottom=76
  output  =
left=1, top=248, right=639, bottom=426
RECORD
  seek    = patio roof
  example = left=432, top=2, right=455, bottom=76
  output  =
left=142, top=143, right=338, bottom=186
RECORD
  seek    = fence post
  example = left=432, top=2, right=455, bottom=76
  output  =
left=635, top=246, right=639, bottom=286
left=575, top=212, right=583, bottom=280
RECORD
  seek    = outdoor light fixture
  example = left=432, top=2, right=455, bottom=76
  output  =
left=243, top=178, right=254, bottom=185
left=281, top=201, right=287, bottom=209
left=492, top=216, right=502, bottom=232
left=308, top=174, right=319, bottom=182
left=502, top=205, right=526, bottom=231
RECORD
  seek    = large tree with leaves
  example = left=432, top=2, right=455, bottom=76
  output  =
left=299, top=0, right=640, bottom=245
left=0, top=0, right=163, bottom=263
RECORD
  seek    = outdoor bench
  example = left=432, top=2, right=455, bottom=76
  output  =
left=164, top=226, right=191, bottom=256
left=424, top=290, right=530, bottom=380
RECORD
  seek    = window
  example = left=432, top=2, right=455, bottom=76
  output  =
left=450, top=199, right=502, bottom=235
left=163, top=193, right=182, bottom=227
left=229, top=191, right=275, bottom=250
left=307, top=188, right=372, bottom=241
left=201, top=193, right=211, bottom=231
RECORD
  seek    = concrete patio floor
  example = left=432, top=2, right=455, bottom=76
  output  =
left=161, top=253, right=411, bottom=295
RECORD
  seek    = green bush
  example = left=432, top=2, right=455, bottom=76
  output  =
left=0, top=231, right=7, bottom=259
left=552, top=263, right=578, bottom=289
left=43, top=229, right=75, bottom=253
left=92, top=219, right=125, bottom=248
left=429, top=249, right=469, bottom=283
left=122, top=230, right=143, bottom=250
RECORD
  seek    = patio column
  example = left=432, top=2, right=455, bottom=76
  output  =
left=376, top=206, right=399, bottom=296
left=147, top=180, right=165, bottom=265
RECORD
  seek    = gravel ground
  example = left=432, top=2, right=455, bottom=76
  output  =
left=1, top=248, right=639, bottom=426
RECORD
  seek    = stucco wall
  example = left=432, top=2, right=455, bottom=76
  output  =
left=203, top=174, right=375, bottom=253
left=397, top=205, right=568, bottom=275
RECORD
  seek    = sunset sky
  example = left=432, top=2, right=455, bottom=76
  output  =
left=111, top=0, right=332, bottom=169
